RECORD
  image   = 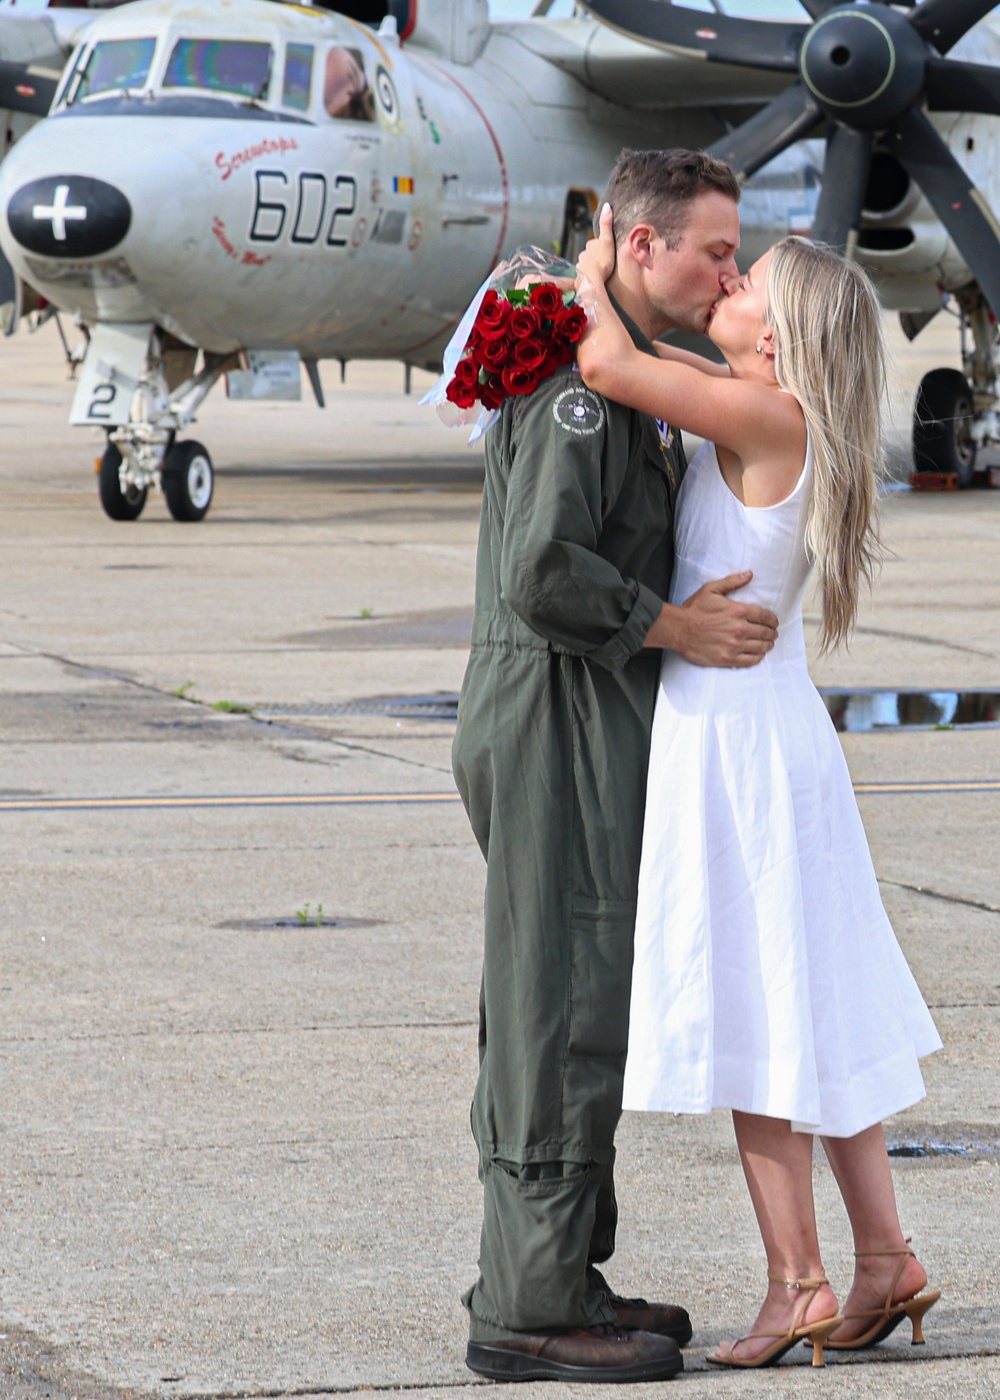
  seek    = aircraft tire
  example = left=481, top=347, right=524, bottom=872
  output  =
left=163, top=440, right=214, bottom=522
left=913, top=368, right=976, bottom=488
left=98, top=442, right=147, bottom=521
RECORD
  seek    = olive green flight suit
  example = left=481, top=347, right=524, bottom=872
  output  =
left=452, top=306, right=687, bottom=1341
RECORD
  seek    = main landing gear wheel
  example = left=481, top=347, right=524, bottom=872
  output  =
left=98, top=441, right=147, bottom=521
left=163, top=439, right=214, bottom=522
left=913, top=369, right=976, bottom=488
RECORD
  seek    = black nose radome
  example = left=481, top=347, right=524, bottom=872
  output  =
left=6, top=176, right=132, bottom=258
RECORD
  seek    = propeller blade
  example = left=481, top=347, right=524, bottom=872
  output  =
left=926, top=55, right=1000, bottom=116
left=890, top=106, right=1000, bottom=317
left=579, top=0, right=806, bottom=72
left=708, top=83, right=824, bottom=182
left=811, top=126, right=873, bottom=252
left=910, top=0, right=1000, bottom=56
left=0, top=59, right=58, bottom=116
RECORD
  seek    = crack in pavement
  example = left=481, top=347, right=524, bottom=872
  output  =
left=8, top=647, right=455, bottom=777
left=802, top=614, right=999, bottom=660
left=881, top=879, right=1000, bottom=917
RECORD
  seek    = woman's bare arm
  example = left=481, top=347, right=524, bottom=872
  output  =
left=653, top=341, right=731, bottom=377
left=575, top=207, right=799, bottom=462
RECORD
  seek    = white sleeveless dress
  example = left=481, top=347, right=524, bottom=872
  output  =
left=622, top=438, right=942, bottom=1137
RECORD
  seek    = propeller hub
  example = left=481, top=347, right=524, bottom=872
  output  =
left=799, top=4, right=927, bottom=129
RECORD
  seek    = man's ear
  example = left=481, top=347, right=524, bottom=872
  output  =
left=623, top=223, right=657, bottom=270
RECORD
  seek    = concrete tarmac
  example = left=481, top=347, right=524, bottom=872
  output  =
left=1, top=318, right=998, bottom=1399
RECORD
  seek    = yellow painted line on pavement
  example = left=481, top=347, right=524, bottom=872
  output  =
left=854, top=780, right=1000, bottom=794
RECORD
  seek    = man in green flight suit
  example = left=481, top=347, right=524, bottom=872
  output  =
left=453, top=149, right=780, bottom=1384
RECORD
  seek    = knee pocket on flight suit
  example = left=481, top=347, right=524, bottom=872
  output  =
left=567, top=897, right=634, bottom=1059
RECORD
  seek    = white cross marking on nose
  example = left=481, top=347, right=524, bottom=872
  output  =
left=32, top=184, right=87, bottom=241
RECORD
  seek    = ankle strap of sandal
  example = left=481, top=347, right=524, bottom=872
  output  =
left=853, top=1246, right=914, bottom=1258
left=768, top=1275, right=828, bottom=1290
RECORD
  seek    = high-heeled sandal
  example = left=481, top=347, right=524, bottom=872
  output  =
left=706, top=1275, right=843, bottom=1369
left=824, top=1245, right=941, bottom=1350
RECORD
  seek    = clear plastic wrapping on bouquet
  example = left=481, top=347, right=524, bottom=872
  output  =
left=420, top=245, right=588, bottom=444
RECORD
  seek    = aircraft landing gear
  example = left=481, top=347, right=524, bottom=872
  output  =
left=94, top=345, right=231, bottom=522
left=913, top=368, right=976, bottom=488
left=163, top=440, right=214, bottom=522
left=912, top=288, right=1000, bottom=489
left=99, top=441, right=148, bottom=521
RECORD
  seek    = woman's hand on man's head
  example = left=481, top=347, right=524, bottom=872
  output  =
left=575, top=203, right=617, bottom=298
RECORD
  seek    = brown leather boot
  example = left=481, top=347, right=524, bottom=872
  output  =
left=608, top=1293, right=693, bottom=1346
left=586, top=1269, right=693, bottom=1346
left=466, top=1323, right=683, bottom=1382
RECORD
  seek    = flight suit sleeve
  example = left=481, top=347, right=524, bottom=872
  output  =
left=499, top=380, right=663, bottom=671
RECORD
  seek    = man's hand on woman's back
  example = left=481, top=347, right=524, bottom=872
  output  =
left=645, top=571, right=778, bottom=667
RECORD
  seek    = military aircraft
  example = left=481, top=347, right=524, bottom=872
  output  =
left=0, top=0, right=998, bottom=522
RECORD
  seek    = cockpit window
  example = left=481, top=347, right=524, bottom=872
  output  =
left=283, top=43, right=313, bottom=112
left=69, top=38, right=156, bottom=103
left=163, top=39, right=273, bottom=99
left=324, top=47, right=374, bottom=122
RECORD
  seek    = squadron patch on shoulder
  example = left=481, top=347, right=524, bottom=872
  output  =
left=552, top=387, right=605, bottom=436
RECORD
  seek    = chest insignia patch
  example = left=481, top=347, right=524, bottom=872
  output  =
left=552, top=387, right=605, bottom=436
left=655, top=417, right=674, bottom=451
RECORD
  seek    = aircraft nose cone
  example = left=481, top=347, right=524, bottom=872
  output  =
left=6, top=175, right=131, bottom=258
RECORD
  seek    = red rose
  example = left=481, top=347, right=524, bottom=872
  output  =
left=479, top=334, right=514, bottom=372
left=543, top=342, right=575, bottom=374
left=446, top=377, right=478, bottom=409
left=453, top=356, right=480, bottom=387
left=479, top=378, right=506, bottom=411
left=479, top=319, right=514, bottom=345
left=512, top=336, right=548, bottom=370
left=501, top=364, right=542, bottom=396
left=477, top=290, right=511, bottom=333
left=554, top=304, right=588, bottom=344
left=510, top=305, right=543, bottom=339
left=529, top=282, right=565, bottom=317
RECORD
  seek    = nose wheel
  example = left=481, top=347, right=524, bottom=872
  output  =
left=98, top=441, right=148, bottom=521
left=97, top=437, right=215, bottom=521
left=163, top=439, right=214, bottom=521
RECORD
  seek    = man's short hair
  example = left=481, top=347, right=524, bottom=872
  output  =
left=602, top=148, right=741, bottom=251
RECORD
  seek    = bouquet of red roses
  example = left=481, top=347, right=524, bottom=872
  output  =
left=423, top=246, right=591, bottom=441
left=445, top=283, right=588, bottom=413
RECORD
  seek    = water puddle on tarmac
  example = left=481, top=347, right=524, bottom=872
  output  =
left=822, top=690, right=1000, bottom=732
left=256, top=691, right=1000, bottom=733
left=887, top=1139, right=1000, bottom=1162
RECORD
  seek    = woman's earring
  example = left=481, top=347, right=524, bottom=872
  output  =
left=755, top=343, right=763, bottom=355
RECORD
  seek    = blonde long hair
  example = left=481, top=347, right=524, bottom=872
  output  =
left=765, top=237, right=885, bottom=652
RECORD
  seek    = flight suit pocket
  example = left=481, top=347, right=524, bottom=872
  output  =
left=566, top=896, right=634, bottom=1060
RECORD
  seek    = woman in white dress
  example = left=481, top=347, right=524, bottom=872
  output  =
left=575, top=209, right=942, bottom=1369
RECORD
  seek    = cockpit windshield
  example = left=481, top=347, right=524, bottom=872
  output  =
left=69, top=38, right=156, bottom=103
left=163, top=39, right=273, bottom=99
